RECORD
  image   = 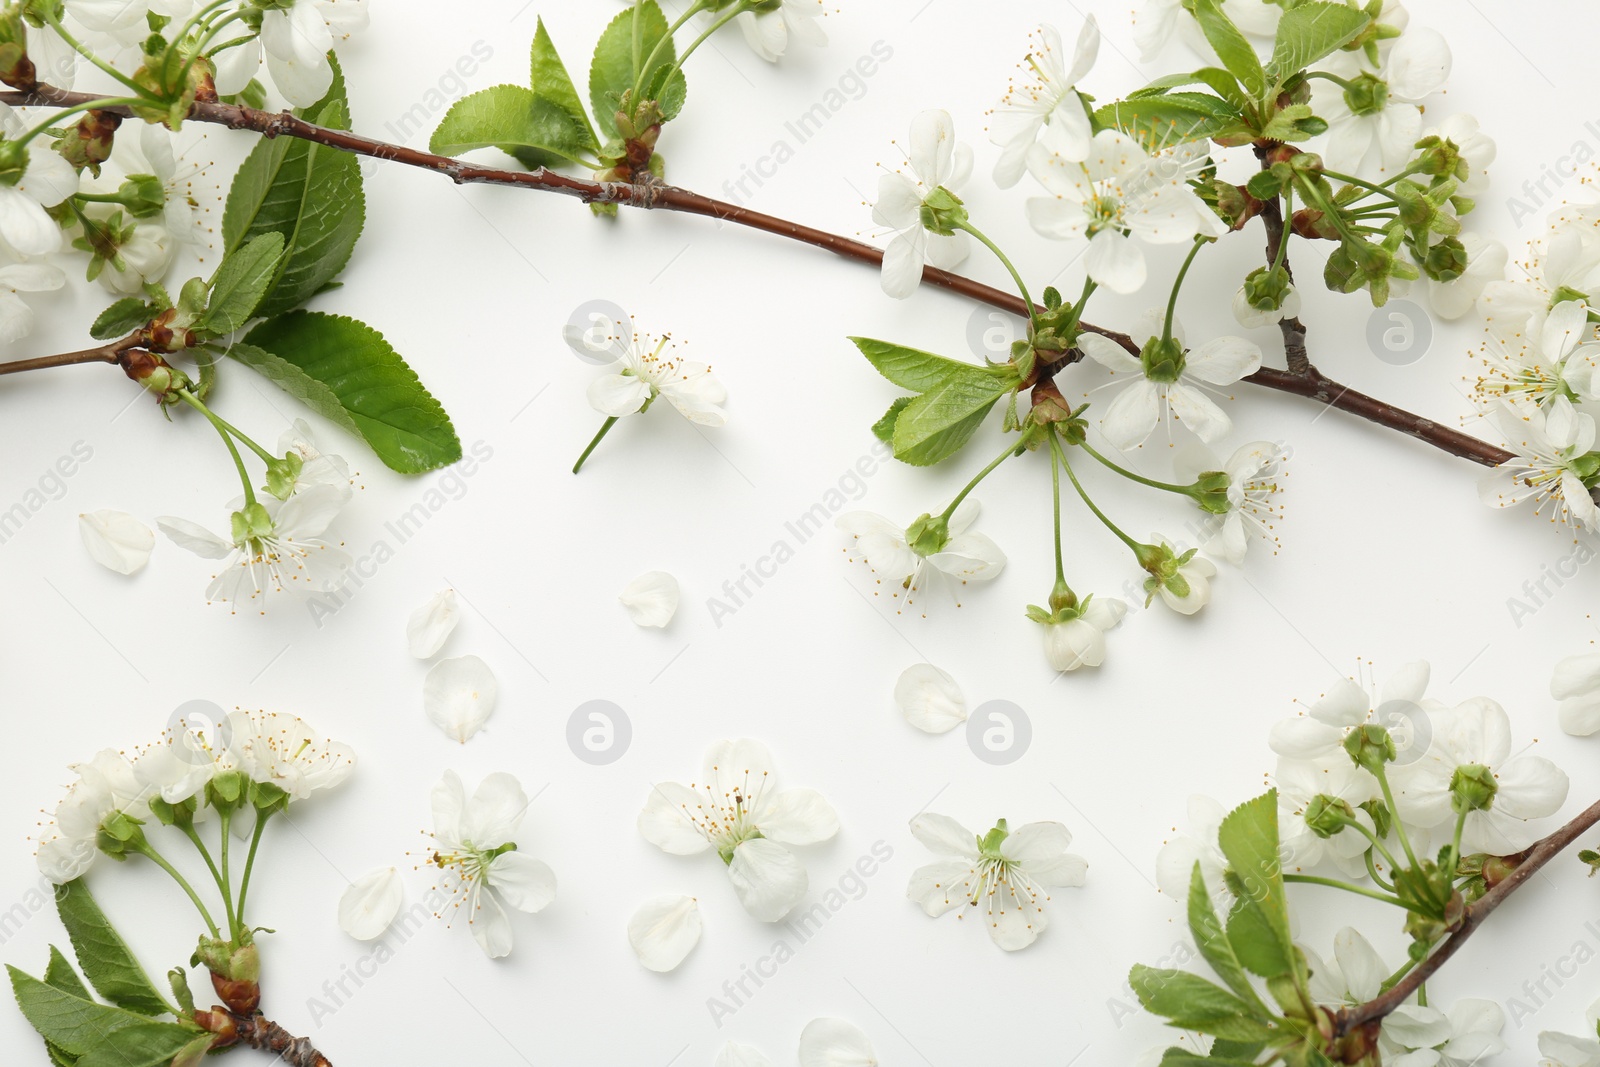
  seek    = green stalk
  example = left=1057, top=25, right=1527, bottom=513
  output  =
left=957, top=220, right=1038, bottom=330
left=631, top=0, right=712, bottom=101
left=1078, top=440, right=1195, bottom=496
left=43, top=15, right=151, bottom=95
left=1283, top=873, right=1416, bottom=910
left=940, top=437, right=1023, bottom=523
left=1049, top=430, right=1065, bottom=584
left=179, top=823, right=236, bottom=935
left=177, top=391, right=257, bottom=507
left=219, top=809, right=238, bottom=940
left=134, top=840, right=220, bottom=937
left=1162, top=237, right=1208, bottom=344
left=658, top=3, right=748, bottom=85
left=1055, top=438, right=1143, bottom=555
left=573, top=416, right=622, bottom=473
left=233, top=811, right=272, bottom=928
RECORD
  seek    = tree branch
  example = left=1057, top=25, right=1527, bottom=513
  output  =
left=0, top=342, right=124, bottom=376
left=0, top=86, right=1515, bottom=468
left=231, top=1011, right=333, bottom=1067
left=1334, top=794, right=1600, bottom=1036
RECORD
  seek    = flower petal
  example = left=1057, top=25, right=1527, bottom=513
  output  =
left=627, top=895, right=703, bottom=973
left=487, top=852, right=556, bottom=914
left=78, top=510, right=154, bottom=575
left=619, top=571, right=679, bottom=628
left=338, top=867, right=404, bottom=941
left=406, top=588, right=459, bottom=659
left=894, top=663, right=967, bottom=733
left=798, top=1018, right=879, bottom=1067
left=422, top=655, right=498, bottom=743
left=755, top=788, right=839, bottom=846
left=727, top=838, right=808, bottom=922
left=909, top=813, right=979, bottom=858
left=637, top=781, right=713, bottom=855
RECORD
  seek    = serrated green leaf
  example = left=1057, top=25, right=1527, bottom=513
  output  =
left=523, top=17, right=600, bottom=164
left=1187, top=866, right=1269, bottom=1016
left=1129, top=965, right=1261, bottom=1026
left=891, top=374, right=1007, bottom=466
left=589, top=1, right=685, bottom=139
left=1191, top=0, right=1266, bottom=98
left=89, top=297, right=151, bottom=341
left=232, top=312, right=462, bottom=474
left=1226, top=894, right=1296, bottom=978
left=1216, top=791, right=1288, bottom=928
left=199, top=231, right=285, bottom=337
left=222, top=58, right=364, bottom=320
left=1269, top=3, right=1370, bottom=84
left=1095, top=93, right=1238, bottom=146
left=55, top=882, right=168, bottom=1018
left=8, top=966, right=150, bottom=1056
left=1130, top=67, right=1248, bottom=110
left=43, top=948, right=89, bottom=1002
left=75, top=1023, right=205, bottom=1067
left=872, top=396, right=913, bottom=443
left=850, top=337, right=1000, bottom=393
left=430, top=85, right=599, bottom=169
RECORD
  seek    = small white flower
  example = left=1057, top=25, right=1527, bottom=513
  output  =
left=799, top=1019, right=878, bottom=1067
left=1383, top=999, right=1507, bottom=1067
left=0, top=259, right=65, bottom=344
left=1039, top=595, right=1126, bottom=671
left=626, top=895, right=703, bottom=973
left=1155, top=794, right=1228, bottom=902
left=837, top=498, right=1006, bottom=609
left=1304, top=927, right=1389, bottom=1008
left=1424, top=113, right=1496, bottom=198
left=425, top=770, right=556, bottom=958
left=0, top=106, right=78, bottom=255
left=564, top=323, right=727, bottom=426
left=1478, top=397, right=1599, bottom=533
left=1540, top=1000, right=1600, bottom=1067
left=906, top=813, right=1087, bottom=951
left=1479, top=229, right=1600, bottom=337
left=95, top=220, right=174, bottom=295
left=989, top=18, right=1100, bottom=188
left=1428, top=234, right=1506, bottom=322
left=1270, top=660, right=1436, bottom=762
left=893, top=663, right=967, bottom=733
left=407, top=589, right=460, bottom=659
left=1391, top=696, right=1569, bottom=855
left=1474, top=299, right=1600, bottom=410
left=1078, top=311, right=1262, bottom=447
left=256, top=0, right=369, bottom=108
left=1026, top=128, right=1224, bottom=294
left=735, top=0, right=826, bottom=62
left=158, top=484, right=352, bottom=610
left=1316, top=28, right=1452, bottom=176
left=1553, top=652, right=1600, bottom=737
left=873, top=109, right=972, bottom=298
left=78, top=510, right=154, bottom=575
left=276, top=419, right=354, bottom=500
left=638, top=739, right=839, bottom=922
left=423, top=655, right=498, bottom=744
left=35, top=749, right=151, bottom=884
left=339, top=867, right=404, bottom=941
left=229, top=708, right=355, bottom=800
left=1276, top=755, right=1379, bottom=877
left=1231, top=280, right=1301, bottom=330
left=132, top=716, right=230, bottom=806
left=619, top=571, right=679, bottom=628
left=1145, top=535, right=1217, bottom=615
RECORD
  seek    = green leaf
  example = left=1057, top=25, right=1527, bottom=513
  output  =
left=1156, top=1051, right=1261, bottom=1067
left=891, top=373, right=1007, bottom=466
left=525, top=17, right=600, bottom=162
left=43, top=948, right=91, bottom=1002
left=221, top=58, right=364, bottom=320
left=430, top=85, right=599, bottom=169
left=56, top=882, right=169, bottom=1017
left=8, top=966, right=150, bottom=1056
left=89, top=297, right=151, bottom=340
left=76, top=1023, right=205, bottom=1067
left=233, top=312, right=462, bottom=474
left=1129, top=965, right=1260, bottom=1026
left=1095, top=93, right=1238, bottom=146
left=1129, top=67, right=1248, bottom=110
left=198, top=231, right=285, bottom=337
left=1191, top=0, right=1265, bottom=98
left=1225, top=890, right=1296, bottom=978
left=871, top=396, right=913, bottom=443
left=1269, top=3, right=1370, bottom=84
left=1187, top=866, right=1269, bottom=1015
left=589, top=1, right=685, bottom=139
left=1216, top=791, right=1288, bottom=928
left=850, top=337, right=999, bottom=393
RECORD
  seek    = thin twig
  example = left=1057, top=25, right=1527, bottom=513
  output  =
left=0, top=342, right=123, bottom=375
left=1335, top=795, right=1600, bottom=1035
left=0, top=85, right=1514, bottom=468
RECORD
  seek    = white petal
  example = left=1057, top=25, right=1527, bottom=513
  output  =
left=1166, top=382, right=1233, bottom=443
left=798, top=1018, right=879, bottom=1067
left=422, top=656, right=498, bottom=743
left=894, top=663, right=967, bottom=733
left=0, top=186, right=62, bottom=256
left=727, top=838, right=808, bottom=922
left=755, top=788, right=839, bottom=846
left=1186, top=336, right=1262, bottom=385
left=156, top=516, right=234, bottom=560
left=461, top=772, right=529, bottom=848
left=338, top=867, right=404, bottom=941
left=907, top=859, right=975, bottom=916
left=1078, top=332, right=1142, bottom=374
left=587, top=373, right=652, bottom=417
left=879, top=231, right=926, bottom=299
left=487, top=852, right=556, bottom=913
left=1085, top=228, right=1146, bottom=293
left=1099, top=379, right=1163, bottom=448
left=908, top=109, right=957, bottom=188
left=619, top=571, right=679, bottom=628
left=1552, top=653, right=1600, bottom=700
left=627, top=895, right=702, bottom=973
left=637, top=781, right=713, bottom=855
left=78, top=510, right=153, bottom=575
left=467, top=884, right=514, bottom=958
left=406, top=588, right=459, bottom=659
left=909, top=813, right=979, bottom=858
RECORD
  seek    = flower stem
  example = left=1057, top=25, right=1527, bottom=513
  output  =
left=573, top=415, right=622, bottom=473
left=631, top=0, right=711, bottom=101
left=177, top=390, right=258, bottom=507
left=15, top=96, right=148, bottom=144
left=940, top=437, right=1022, bottom=523
left=1056, top=442, right=1143, bottom=555
left=43, top=15, right=152, bottom=96
left=1320, top=168, right=1407, bottom=206
left=233, top=811, right=272, bottom=929
left=957, top=220, right=1037, bottom=330
left=134, top=840, right=220, bottom=937
left=219, top=809, right=238, bottom=940
left=1162, top=237, right=1209, bottom=344
left=1283, top=873, right=1415, bottom=910
left=1372, top=763, right=1424, bottom=875
left=657, top=4, right=747, bottom=89
left=1049, top=432, right=1065, bottom=584
left=1078, top=440, right=1195, bottom=496
left=179, top=822, right=236, bottom=935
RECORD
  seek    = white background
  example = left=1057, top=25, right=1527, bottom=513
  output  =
left=3, top=0, right=1600, bottom=1063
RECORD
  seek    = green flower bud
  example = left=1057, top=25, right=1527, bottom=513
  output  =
left=1047, top=578, right=1077, bottom=615
left=1139, top=334, right=1186, bottom=384
left=1449, top=763, right=1498, bottom=814
left=263, top=451, right=304, bottom=501
left=1242, top=264, right=1295, bottom=313
left=1411, top=134, right=1466, bottom=181
left=0, top=137, right=28, bottom=185
left=1422, top=236, right=1468, bottom=283
left=978, top=819, right=1010, bottom=857
left=1343, top=723, right=1396, bottom=772
left=1304, top=794, right=1355, bottom=839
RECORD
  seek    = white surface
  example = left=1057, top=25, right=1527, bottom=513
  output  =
left=3, top=0, right=1600, bottom=1062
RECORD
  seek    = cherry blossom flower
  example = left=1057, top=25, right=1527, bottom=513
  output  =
left=1036, top=594, right=1126, bottom=671
left=837, top=498, right=1006, bottom=608
left=638, top=740, right=839, bottom=921
left=1382, top=999, right=1506, bottom=1067
left=989, top=17, right=1099, bottom=188
left=873, top=109, right=972, bottom=298
left=0, top=105, right=79, bottom=255
left=1270, top=660, right=1436, bottom=763
left=424, top=770, right=556, bottom=958
left=1473, top=300, right=1600, bottom=411
left=564, top=322, right=727, bottom=426
left=1304, top=927, right=1388, bottom=1008
left=906, top=813, right=1087, bottom=951
left=735, top=0, right=826, bottom=63
left=1478, top=397, right=1599, bottom=534
left=1316, top=28, right=1452, bottom=176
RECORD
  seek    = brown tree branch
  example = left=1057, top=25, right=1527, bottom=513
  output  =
left=0, top=342, right=123, bottom=376
left=0, top=86, right=1515, bottom=468
left=231, top=1011, right=333, bottom=1067
left=1334, top=794, right=1600, bottom=1036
